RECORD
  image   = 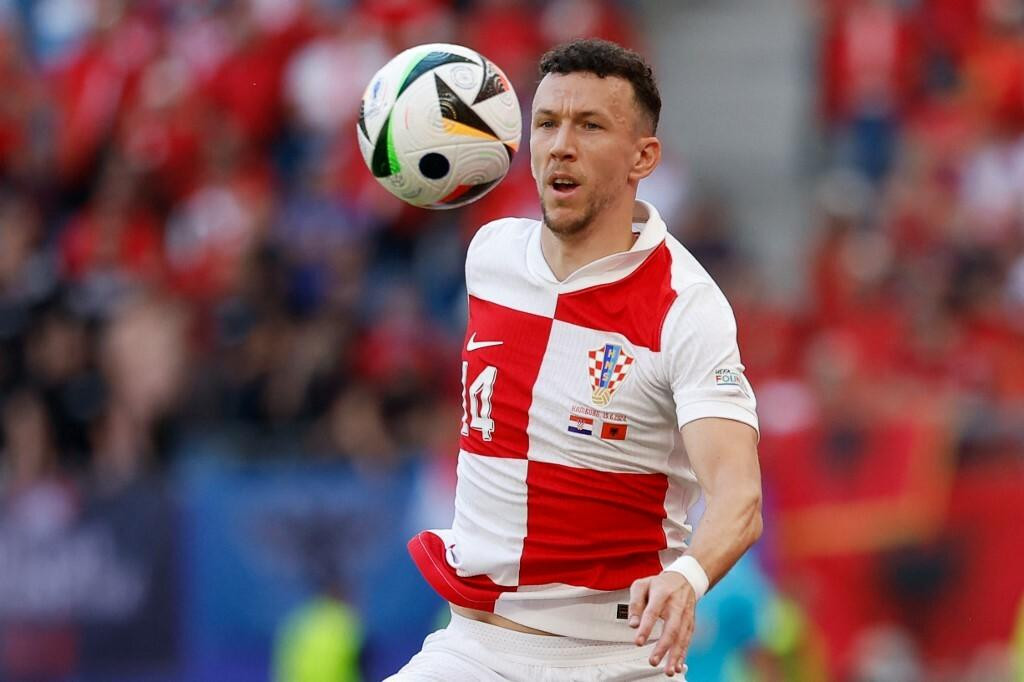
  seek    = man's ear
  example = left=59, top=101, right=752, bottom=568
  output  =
left=629, top=136, right=661, bottom=184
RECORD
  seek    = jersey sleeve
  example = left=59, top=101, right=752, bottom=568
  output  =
left=464, top=219, right=503, bottom=297
left=661, top=283, right=759, bottom=435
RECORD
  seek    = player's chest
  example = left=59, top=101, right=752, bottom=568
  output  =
left=459, top=300, right=674, bottom=465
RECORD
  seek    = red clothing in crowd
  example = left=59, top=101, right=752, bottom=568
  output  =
left=820, top=0, right=921, bottom=124
left=60, top=207, right=164, bottom=284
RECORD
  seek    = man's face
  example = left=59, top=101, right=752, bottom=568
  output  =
left=530, top=72, right=647, bottom=238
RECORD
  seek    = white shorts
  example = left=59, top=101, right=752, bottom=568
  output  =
left=384, top=610, right=684, bottom=681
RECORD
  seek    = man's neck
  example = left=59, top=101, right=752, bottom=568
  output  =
left=540, top=200, right=639, bottom=282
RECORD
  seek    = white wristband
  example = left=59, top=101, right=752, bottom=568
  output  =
left=665, top=555, right=710, bottom=600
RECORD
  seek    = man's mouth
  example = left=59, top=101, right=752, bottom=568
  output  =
left=548, top=174, right=580, bottom=196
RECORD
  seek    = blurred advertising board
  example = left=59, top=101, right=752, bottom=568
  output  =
left=176, top=453, right=445, bottom=681
left=0, top=477, right=178, bottom=680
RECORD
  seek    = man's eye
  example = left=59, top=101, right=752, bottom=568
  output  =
left=536, top=120, right=555, bottom=129
left=584, top=121, right=601, bottom=130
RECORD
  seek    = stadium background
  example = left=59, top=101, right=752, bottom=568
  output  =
left=0, top=0, right=1022, bottom=680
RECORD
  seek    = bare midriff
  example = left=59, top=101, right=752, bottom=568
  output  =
left=450, top=604, right=559, bottom=635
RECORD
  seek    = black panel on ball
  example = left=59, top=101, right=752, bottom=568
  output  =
left=419, top=153, right=451, bottom=180
left=473, top=54, right=509, bottom=105
left=371, top=114, right=394, bottom=177
left=397, top=51, right=474, bottom=98
left=358, top=101, right=369, bottom=140
left=435, top=75, right=499, bottom=139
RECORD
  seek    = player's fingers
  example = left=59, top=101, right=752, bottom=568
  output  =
left=627, top=578, right=650, bottom=628
left=672, top=613, right=696, bottom=675
left=678, top=610, right=696, bottom=653
left=666, top=619, right=689, bottom=676
left=649, top=606, right=682, bottom=670
left=635, top=587, right=667, bottom=646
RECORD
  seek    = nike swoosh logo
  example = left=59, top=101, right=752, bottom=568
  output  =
left=467, top=333, right=503, bottom=352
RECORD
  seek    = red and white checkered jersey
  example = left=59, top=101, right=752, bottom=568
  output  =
left=409, top=200, right=758, bottom=641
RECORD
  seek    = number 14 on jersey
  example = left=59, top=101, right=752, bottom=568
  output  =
left=461, top=362, right=498, bottom=441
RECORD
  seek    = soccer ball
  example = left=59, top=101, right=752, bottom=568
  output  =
left=356, top=43, right=522, bottom=209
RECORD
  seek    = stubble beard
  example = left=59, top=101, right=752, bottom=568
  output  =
left=540, top=188, right=612, bottom=241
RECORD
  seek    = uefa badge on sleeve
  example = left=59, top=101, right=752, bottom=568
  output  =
left=714, top=367, right=750, bottom=397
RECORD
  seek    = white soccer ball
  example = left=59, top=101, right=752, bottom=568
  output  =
left=356, top=43, right=522, bottom=209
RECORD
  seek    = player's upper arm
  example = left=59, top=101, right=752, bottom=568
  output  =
left=680, top=416, right=760, bottom=500
left=660, top=283, right=759, bottom=438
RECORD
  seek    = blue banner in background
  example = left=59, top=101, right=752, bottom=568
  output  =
left=176, top=454, right=445, bottom=681
left=0, top=478, right=178, bottom=681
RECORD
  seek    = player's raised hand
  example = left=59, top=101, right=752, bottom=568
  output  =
left=628, top=571, right=695, bottom=678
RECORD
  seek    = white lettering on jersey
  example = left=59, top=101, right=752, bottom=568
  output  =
left=461, top=362, right=498, bottom=441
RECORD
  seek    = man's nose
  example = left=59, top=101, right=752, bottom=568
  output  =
left=549, top=124, right=577, bottom=161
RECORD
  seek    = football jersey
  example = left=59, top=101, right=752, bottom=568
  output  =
left=409, top=200, right=758, bottom=642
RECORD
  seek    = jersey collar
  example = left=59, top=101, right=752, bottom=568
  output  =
left=526, top=200, right=668, bottom=292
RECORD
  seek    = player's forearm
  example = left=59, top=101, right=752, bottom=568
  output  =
left=679, top=484, right=762, bottom=589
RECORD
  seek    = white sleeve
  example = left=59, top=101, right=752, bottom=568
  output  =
left=661, top=283, right=759, bottom=435
left=464, top=219, right=502, bottom=297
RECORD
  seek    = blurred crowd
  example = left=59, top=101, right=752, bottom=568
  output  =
left=0, top=0, right=1023, bottom=680
left=0, top=0, right=643, bottom=473
left=742, top=0, right=1024, bottom=679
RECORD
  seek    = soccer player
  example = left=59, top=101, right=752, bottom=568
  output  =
left=387, top=38, right=763, bottom=681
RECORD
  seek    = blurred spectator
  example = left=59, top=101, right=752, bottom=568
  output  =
left=49, top=0, right=157, bottom=184
left=820, top=0, right=921, bottom=181
left=848, top=625, right=924, bottom=682
left=164, top=113, right=273, bottom=300
left=59, top=153, right=164, bottom=315
left=273, top=594, right=363, bottom=682
left=0, top=386, right=76, bottom=531
left=102, top=295, right=187, bottom=423
left=0, top=387, right=79, bottom=679
left=21, top=301, right=102, bottom=466
left=0, top=195, right=55, bottom=346
left=284, top=11, right=390, bottom=137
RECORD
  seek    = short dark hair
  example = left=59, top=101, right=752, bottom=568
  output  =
left=538, top=38, right=662, bottom=134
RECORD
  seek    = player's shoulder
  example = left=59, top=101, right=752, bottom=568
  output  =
left=468, top=216, right=537, bottom=257
left=661, top=234, right=737, bottom=334
left=663, top=233, right=719, bottom=294
left=465, top=216, right=545, bottom=305
left=466, top=216, right=539, bottom=272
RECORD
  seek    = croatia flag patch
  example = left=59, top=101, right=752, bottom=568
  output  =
left=567, top=414, right=594, bottom=435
